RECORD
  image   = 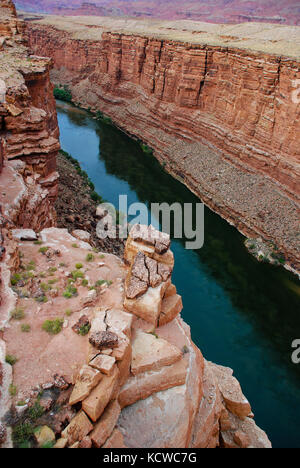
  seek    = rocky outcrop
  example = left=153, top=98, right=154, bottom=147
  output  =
left=26, top=16, right=300, bottom=273
left=0, top=223, right=270, bottom=448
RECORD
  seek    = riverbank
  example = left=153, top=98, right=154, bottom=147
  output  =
left=55, top=150, right=124, bottom=257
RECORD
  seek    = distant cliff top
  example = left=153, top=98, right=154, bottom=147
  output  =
left=15, top=0, right=300, bottom=26
left=22, top=13, right=300, bottom=59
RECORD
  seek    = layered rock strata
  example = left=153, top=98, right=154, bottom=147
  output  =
left=25, top=16, right=300, bottom=273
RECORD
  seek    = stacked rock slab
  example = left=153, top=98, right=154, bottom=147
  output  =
left=124, top=224, right=183, bottom=327
left=56, top=306, right=133, bottom=448
left=56, top=225, right=195, bottom=448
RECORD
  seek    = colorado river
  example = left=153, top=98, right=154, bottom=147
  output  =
left=57, top=100, right=300, bottom=448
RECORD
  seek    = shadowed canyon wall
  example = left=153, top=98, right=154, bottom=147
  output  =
left=26, top=17, right=300, bottom=272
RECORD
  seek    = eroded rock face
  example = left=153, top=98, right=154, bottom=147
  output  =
left=124, top=226, right=177, bottom=327
left=26, top=17, right=300, bottom=273
left=0, top=1, right=60, bottom=445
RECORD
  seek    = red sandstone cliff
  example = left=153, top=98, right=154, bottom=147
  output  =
left=26, top=16, right=300, bottom=273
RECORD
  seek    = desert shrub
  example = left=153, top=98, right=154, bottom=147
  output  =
left=28, top=401, right=44, bottom=421
left=63, top=285, right=78, bottom=299
left=39, top=247, right=49, bottom=254
left=78, top=324, right=91, bottom=336
left=6, top=354, right=18, bottom=365
left=11, top=273, right=21, bottom=286
left=86, top=253, right=94, bottom=262
left=42, top=318, right=64, bottom=335
left=71, top=270, right=84, bottom=281
left=11, top=307, right=25, bottom=320
left=9, top=384, right=17, bottom=396
left=12, top=422, right=34, bottom=447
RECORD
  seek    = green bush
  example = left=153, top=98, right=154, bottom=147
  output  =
left=35, top=295, right=48, bottom=303
left=95, top=111, right=112, bottom=125
left=63, top=285, right=78, bottom=299
left=78, top=324, right=91, bottom=336
left=12, top=422, right=34, bottom=447
left=28, top=401, right=44, bottom=420
left=9, top=384, right=17, bottom=396
left=6, top=354, right=18, bottom=366
left=11, top=273, right=21, bottom=286
left=54, top=85, right=72, bottom=102
left=140, top=143, right=153, bottom=155
left=11, top=307, right=25, bottom=320
left=71, top=270, right=85, bottom=281
left=34, top=240, right=43, bottom=246
left=42, top=318, right=64, bottom=335
left=39, top=247, right=49, bottom=254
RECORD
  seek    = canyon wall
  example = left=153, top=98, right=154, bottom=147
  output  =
left=26, top=16, right=300, bottom=272
left=0, top=3, right=59, bottom=228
